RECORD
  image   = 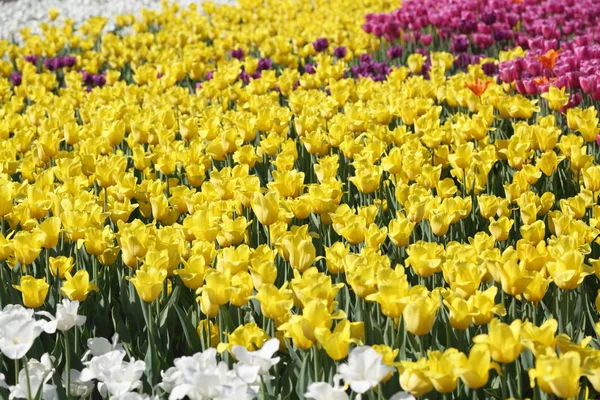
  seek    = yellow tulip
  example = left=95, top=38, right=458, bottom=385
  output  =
left=199, top=270, right=233, bottom=306
left=282, top=233, right=316, bottom=272
left=427, top=349, right=461, bottom=393
left=254, top=283, right=294, bottom=324
left=547, top=250, right=593, bottom=290
left=403, top=292, right=439, bottom=336
left=399, top=358, right=434, bottom=397
left=540, top=86, right=570, bottom=111
left=49, top=256, right=75, bottom=279
left=529, top=351, right=582, bottom=398
left=405, top=241, right=445, bottom=278
left=38, top=217, right=62, bottom=249
left=372, top=344, right=399, bottom=382
left=251, top=191, right=280, bottom=226
left=13, top=231, right=44, bottom=266
left=175, top=254, right=207, bottom=290
left=62, top=270, right=100, bottom=302
left=455, top=343, right=500, bottom=389
left=217, top=323, right=269, bottom=354
left=314, top=320, right=356, bottom=361
left=473, top=318, right=522, bottom=363
left=488, top=216, right=514, bottom=241
left=14, top=275, right=49, bottom=308
left=127, top=265, right=166, bottom=303
left=197, top=319, right=219, bottom=348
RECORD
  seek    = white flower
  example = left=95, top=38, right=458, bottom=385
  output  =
left=83, top=333, right=123, bottom=360
left=9, top=354, right=57, bottom=400
left=61, top=369, right=94, bottom=397
left=337, top=346, right=392, bottom=394
left=160, top=348, right=255, bottom=400
left=110, top=393, right=159, bottom=400
left=55, top=300, right=86, bottom=332
left=305, top=381, right=350, bottom=400
left=0, top=373, right=7, bottom=389
left=232, top=338, right=280, bottom=376
left=79, top=350, right=145, bottom=397
left=37, top=300, right=86, bottom=333
left=0, top=305, right=50, bottom=359
left=390, top=391, right=417, bottom=400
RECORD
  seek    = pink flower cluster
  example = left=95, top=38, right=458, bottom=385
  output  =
left=499, top=42, right=600, bottom=99
left=363, top=0, right=600, bottom=54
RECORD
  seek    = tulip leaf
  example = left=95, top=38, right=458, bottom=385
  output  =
left=159, top=285, right=180, bottom=329
left=173, top=303, right=202, bottom=352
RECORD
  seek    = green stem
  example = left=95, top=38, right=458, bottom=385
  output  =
left=501, top=363, right=508, bottom=400
left=64, top=331, right=71, bottom=399
left=313, top=346, right=319, bottom=381
left=23, top=357, right=32, bottom=400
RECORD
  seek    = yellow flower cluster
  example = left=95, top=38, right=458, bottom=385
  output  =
left=1, top=0, right=600, bottom=398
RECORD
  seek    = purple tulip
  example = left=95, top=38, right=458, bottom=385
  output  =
left=257, top=58, right=272, bottom=71
left=10, top=72, right=22, bottom=86
left=230, top=48, right=244, bottom=60
left=386, top=45, right=403, bottom=60
left=333, top=46, right=347, bottom=59
left=312, top=38, right=329, bottom=52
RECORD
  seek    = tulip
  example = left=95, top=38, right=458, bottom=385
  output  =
left=14, top=276, right=49, bottom=308
left=455, top=344, right=500, bottom=389
left=62, top=270, right=100, bottom=302
left=488, top=216, right=513, bottom=241
left=49, top=256, right=75, bottom=279
left=388, top=215, right=415, bottom=247
left=473, top=318, right=522, bottom=363
left=13, top=231, right=44, bottom=265
left=403, top=293, right=439, bottom=336
left=282, top=234, right=316, bottom=273
left=217, top=323, right=269, bottom=354
left=529, top=351, right=582, bottom=398
left=251, top=191, right=280, bottom=226
left=399, top=358, right=433, bottom=398
left=315, top=320, right=356, bottom=360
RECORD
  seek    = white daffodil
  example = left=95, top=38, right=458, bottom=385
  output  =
left=0, top=305, right=50, bottom=360
left=0, top=372, right=8, bottom=389
left=232, top=338, right=280, bottom=375
left=337, top=346, right=392, bottom=395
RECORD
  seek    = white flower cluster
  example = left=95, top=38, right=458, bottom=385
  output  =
left=305, top=346, right=416, bottom=400
left=160, top=338, right=280, bottom=400
left=0, top=300, right=282, bottom=399
left=0, top=0, right=238, bottom=41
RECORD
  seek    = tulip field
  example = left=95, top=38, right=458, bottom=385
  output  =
left=2, top=0, right=600, bottom=398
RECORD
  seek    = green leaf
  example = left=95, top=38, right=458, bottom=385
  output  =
left=159, top=285, right=181, bottom=329
left=174, top=304, right=202, bottom=352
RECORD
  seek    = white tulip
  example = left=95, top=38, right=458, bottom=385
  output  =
left=305, top=381, right=350, bottom=400
left=390, top=391, right=417, bottom=400
left=0, top=305, right=49, bottom=360
left=9, top=354, right=57, bottom=400
left=80, top=350, right=145, bottom=397
left=61, top=369, right=94, bottom=397
left=83, top=333, right=123, bottom=360
left=232, top=338, right=280, bottom=375
left=337, top=346, right=392, bottom=395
